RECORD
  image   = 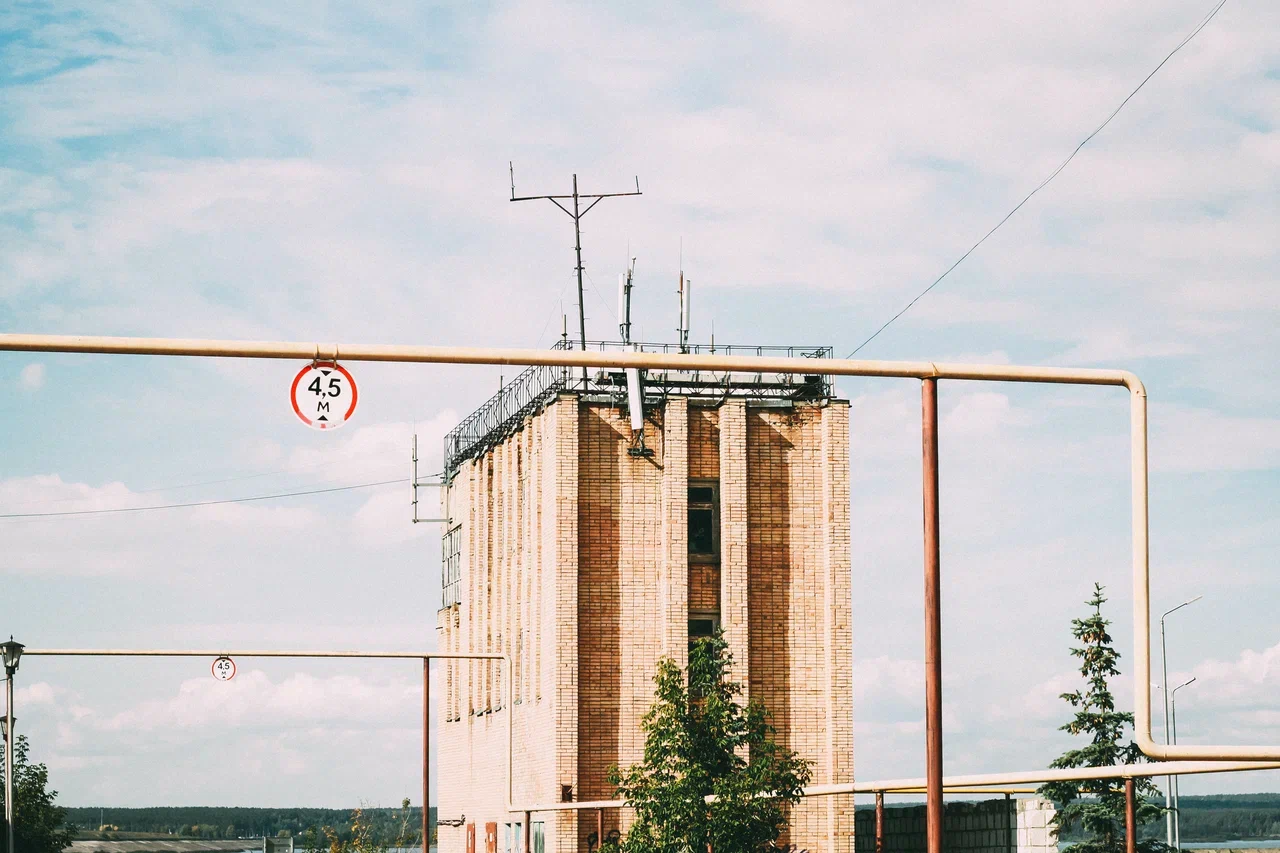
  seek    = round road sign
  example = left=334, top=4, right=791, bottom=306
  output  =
left=212, top=656, right=237, bottom=681
left=291, top=361, right=358, bottom=430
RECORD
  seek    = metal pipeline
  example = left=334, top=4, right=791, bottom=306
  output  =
left=21, top=648, right=516, bottom=822
left=2, top=333, right=1275, bottom=763
left=516, top=760, right=1280, bottom=814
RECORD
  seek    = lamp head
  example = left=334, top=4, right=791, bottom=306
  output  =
left=0, top=637, right=24, bottom=675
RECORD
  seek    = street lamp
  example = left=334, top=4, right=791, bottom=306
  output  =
left=1, top=636, right=22, bottom=853
left=1160, top=596, right=1201, bottom=846
left=1171, top=676, right=1197, bottom=851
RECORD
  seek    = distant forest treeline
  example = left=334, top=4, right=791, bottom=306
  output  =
left=63, top=806, right=435, bottom=841
left=1166, top=794, right=1280, bottom=841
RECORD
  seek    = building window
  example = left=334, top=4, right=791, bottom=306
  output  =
left=503, top=822, right=523, bottom=853
left=688, top=480, right=719, bottom=561
left=532, top=822, right=545, bottom=853
left=442, top=524, right=462, bottom=606
left=688, top=610, right=721, bottom=644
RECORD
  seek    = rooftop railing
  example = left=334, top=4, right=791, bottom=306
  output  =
left=442, top=340, right=833, bottom=478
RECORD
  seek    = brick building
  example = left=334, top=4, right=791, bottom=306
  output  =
left=435, top=344, right=854, bottom=853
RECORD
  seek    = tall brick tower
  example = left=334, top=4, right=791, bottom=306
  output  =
left=435, top=343, right=853, bottom=853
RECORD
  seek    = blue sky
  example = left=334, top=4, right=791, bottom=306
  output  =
left=1, top=0, right=1278, bottom=808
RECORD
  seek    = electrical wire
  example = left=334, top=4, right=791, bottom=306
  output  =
left=845, top=0, right=1230, bottom=359
left=0, top=478, right=408, bottom=520
left=0, top=458, right=406, bottom=508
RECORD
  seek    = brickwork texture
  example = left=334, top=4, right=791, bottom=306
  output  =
left=437, top=394, right=853, bottom=853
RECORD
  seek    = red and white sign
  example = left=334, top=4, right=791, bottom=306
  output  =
left=212, top=656, right=237, bottom=681
left=291, top=361, right=358, bottom=430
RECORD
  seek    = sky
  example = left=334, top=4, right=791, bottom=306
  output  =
left=1, top=0, right=1278, bottom=810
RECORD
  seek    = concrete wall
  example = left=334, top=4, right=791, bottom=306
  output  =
left=854, top=798, right=1058, bottom=853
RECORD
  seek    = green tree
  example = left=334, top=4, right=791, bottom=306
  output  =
left=1039, top=583, right=1169, bottom=853
left=602, top=633, right=812, bottom=853
left=0, top=734, right=76, bottom=853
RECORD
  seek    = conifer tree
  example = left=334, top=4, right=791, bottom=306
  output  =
left=1039, top=583, right=1169, bottom=853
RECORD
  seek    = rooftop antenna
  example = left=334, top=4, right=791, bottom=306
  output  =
left=677, top=274, right=691, bottom=354
left=509, top=163, right=642, bottom=385
left=617, top=257, right=636, bottom=345
left=677, top=238, right=691, bottom=353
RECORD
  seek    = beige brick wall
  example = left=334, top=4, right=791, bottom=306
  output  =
left=438, top=395, right=853, bottom=853
left=747, top=401, right=854, bottom=853
left=437, top=396, right=579, bottom=853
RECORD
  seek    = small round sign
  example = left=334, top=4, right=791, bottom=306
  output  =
left=212, top=656, right=237, bottom=681
left=291, top=361, right=358, bottom=430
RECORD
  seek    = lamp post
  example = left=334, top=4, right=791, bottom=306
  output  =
left=1160, top=596, right=1201, bottom=846
left=2, top=637, right=24, bottom=853
left=1171, top=677, right=1197, bottom=850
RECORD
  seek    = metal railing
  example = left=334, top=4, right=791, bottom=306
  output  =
left=442, top=341, right=834, bottom=477
left=443, top=340, right=574, bottom=479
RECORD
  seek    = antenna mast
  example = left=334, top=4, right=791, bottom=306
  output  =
left=618, top=258, right=636, bottom=345
left=509, top=163, right=642, bottom=383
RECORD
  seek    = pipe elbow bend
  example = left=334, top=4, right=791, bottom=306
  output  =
left=1120, top=370, right=1147, bottom=397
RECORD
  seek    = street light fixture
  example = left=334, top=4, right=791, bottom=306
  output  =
left=0, top=639, right=21, bottom=676
left=1, top=636, right=21, bottom=853
left=1171, top=677, right=1197, bottom=851
left=1160, top=596, right=1202, bottom=846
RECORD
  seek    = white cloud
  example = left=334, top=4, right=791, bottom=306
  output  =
left=1151, top=403, right=1280, bottom=473
left=0, top=0, right=1277, bottom=802
left=18, top=362, right=45, bottom=391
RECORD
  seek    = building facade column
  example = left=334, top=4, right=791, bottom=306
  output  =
left=551, top=394, right=580, bottom=853
left=719, top=398, right=749, bottom=693
left=662, top=397, right=690, bottom=667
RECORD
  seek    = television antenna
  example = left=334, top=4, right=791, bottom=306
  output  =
left=509, top=164, right=642, bottom=382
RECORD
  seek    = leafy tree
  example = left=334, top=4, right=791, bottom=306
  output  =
left=1039, top=583, right=1169, bottom=853
left=308, top=800, right=420, bottom=853
left=0, top=734, right=76, bottom=853
left=602, top=633, right=812, bottom=853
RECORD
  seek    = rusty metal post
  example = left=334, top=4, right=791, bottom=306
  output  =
left=1126, top=778, right=1136, bottom=853
left=923, top=378, right=944, bottom=853
left=423, top=657, right=430, bottom=853
left=875, top=791, right=885, bottom=853
left=1005, top=793, right=1013, bottom=853
left=523, top=811, right=531, bottom=853
left=597, top=809, right=604, bottom=849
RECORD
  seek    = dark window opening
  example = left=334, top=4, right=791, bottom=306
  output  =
left=688, top=480, right=719, bottom=561
left=688, top=618, right=717, bottom=638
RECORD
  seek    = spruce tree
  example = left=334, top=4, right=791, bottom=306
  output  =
left=1039, top=583, right=1169, bottom=853
left=602, top=633, right=812, bottom=853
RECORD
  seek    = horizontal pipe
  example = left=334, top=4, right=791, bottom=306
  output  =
left=0, top=333, right=1135, bottom=387
left=4, top=333, right=1275, bottom=761
left=22, top=648, right=503, bottom=660
left=21, top=646, right=516, bottom=814
left=517, top=760, right=1280, bottom=814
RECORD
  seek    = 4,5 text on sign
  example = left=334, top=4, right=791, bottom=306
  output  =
left=212, top=656, right=237, bottom=681
left=291, top=361, right=358, bottom=430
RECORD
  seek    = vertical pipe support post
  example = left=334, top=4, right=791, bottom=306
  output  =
left=523, top=811, right=531, bottom=853
left=430, top=655, right=435, bottom=853
left=875, top=791, right=885, bottom=853
left=1126, top=778, right=1137, bottom=853
left=1005, top=792, right=1013, bottom=853
left=922, top=378, right=944, bottom=853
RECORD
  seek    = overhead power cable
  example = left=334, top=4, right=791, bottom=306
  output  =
left=0, top=478, right=408, bottom=520
left=845, top=0, right=1230, bottom=358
